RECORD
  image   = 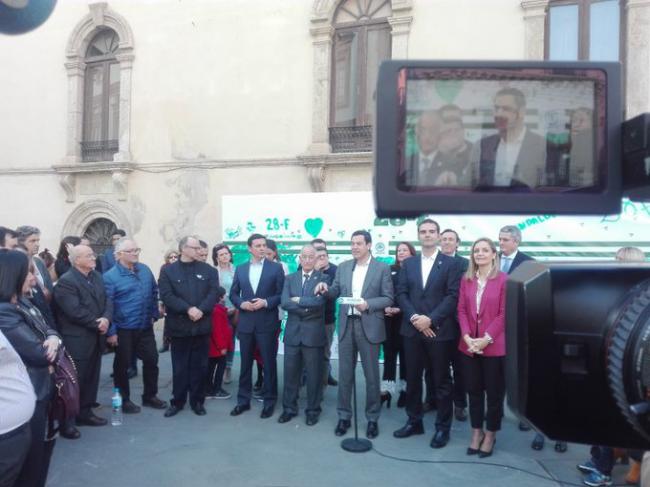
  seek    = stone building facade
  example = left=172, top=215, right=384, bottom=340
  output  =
left=0, top=0, right=647, bottom=267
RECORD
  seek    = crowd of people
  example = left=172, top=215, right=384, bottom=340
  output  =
left=0, top=222, right=646, bottom=487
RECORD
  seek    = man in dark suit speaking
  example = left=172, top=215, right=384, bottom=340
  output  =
left=473, top=87, right=547, bottom=189
left=54, top=245, right=113, bottom=439
left=230, top=233, right=285, bottom=419
left=393, top=219, right=462, bottom=449
left=278, top=245, right=329, bottom=426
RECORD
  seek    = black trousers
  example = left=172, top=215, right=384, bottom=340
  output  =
left=403, top=334, right=455, bottom=431
left=206, top=356, right=227, bottom=394
left=0, top=422, right=31, bottom=487
left=451, top=350, right=467, bottom=408
left=74, top=342, right=102, bottom=418
left=237, top=330, right=278, bottom=408
left=16, top=399, right=54, bottom=487
left=170, top=335, right=209, bottom=408
left=113, top=327, right=159, bottom=401
left=461, top=353, right=505, bottom=432
left=382, top=314, right=406, bottom=382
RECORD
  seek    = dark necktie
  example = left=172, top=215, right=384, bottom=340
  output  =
left=302, top=274, right=310, bottom=295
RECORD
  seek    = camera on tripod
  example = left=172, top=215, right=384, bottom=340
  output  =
left=373, top=60, right=650, bottom=448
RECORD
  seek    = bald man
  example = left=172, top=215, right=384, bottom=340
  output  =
left=54, top=245, right=113, bottom=439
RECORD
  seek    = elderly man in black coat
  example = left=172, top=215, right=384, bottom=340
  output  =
left=54, top=245, right=113, bottom=439
left=159, top=236, right=219, bottom=418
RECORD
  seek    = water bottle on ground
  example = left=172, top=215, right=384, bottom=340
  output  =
left=111, top=387, right=123, bottom=426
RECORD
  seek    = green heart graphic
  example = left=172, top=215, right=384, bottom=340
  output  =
left=434, top=80, right=463, bottom=104
left=304, top=218, right=324, bottom=238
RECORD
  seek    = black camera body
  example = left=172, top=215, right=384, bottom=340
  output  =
left=507, top=261, right=650, bottom=449
left=373, top=59, right=650, bottom=448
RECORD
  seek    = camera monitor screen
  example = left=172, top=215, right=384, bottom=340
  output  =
left=374, top=61, right=621, bottom=216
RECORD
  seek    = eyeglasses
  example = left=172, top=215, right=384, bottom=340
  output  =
left=120, top=248, right=141, bottom=254
left=169, top=255, right=178, bottom=260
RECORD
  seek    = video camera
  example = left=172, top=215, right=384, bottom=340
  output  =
left=373, top=60, right=650, bottom=448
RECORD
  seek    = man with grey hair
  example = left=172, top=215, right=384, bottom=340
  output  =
left=54, top=245, right=113, bottom=439
left=498, top=225, right=532, bottom=274
left=15, top=225, right=53, bottom=298
left=159, top=236, right=219, bottom=417
left=278, top=245, right=329, bottom=426
left=103, top=238, right=167, bottom=414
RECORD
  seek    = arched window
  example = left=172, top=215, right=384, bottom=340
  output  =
left=545, top=0, right=624, bottom=61
left=83, top=217, right=117, bottom=258
left=329, top=0, right=392, bottom=152
left=82, top=29, right=121, bottom=162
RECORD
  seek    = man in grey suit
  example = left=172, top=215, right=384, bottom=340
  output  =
left=316, top=230, right=393, bottom=439
left=278, top=245, right=329, bottom=426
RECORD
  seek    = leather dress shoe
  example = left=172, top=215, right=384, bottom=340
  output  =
left=192, top=404, right=207, bottom=416
left=518, top=421, right=531, bottom=431
left=334, top=419, right=351, bottom=436
left=164, top=405, right=182, bottom=417
left=454, top=406, right=467, bottom=422
left=327, top=375, right=338, bottom=386
left=366, top=421, right=379, bottom=439
left=278, top=412, right=296, bottom=423
left=393, top=422, right=424, bottom=438
left=430, top=430, right=450, bottom=449
left=122, top=400, right=141, bottom=414
left=305, top=413, right=319, bottom=426
left=260, top=405, right=274, bottom=419
left=531, top=433, right=545, bottom=450
left=76, top=414, right=107, bottom=427
left=60, top=424, right=81, bottom=439
left=142, top=396, right=167, bottom=410
left=230, top=404, right=250, bottom=416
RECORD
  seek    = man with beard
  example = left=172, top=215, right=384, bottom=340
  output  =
left=472, top=87, right=547, bottom=189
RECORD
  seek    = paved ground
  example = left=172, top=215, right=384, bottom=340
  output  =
left=47, top=327, right=630, bottom=487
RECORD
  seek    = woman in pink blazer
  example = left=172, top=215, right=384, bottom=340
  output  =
left=457, top=237, right=507, bottom=458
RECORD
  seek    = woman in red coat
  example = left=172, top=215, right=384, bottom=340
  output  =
left=457, top=237, right=507, bottom=458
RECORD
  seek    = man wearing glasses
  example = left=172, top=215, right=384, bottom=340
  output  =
left=159, top=236, right=220, bottom=417
left=103, top=238, right=168, bottom=414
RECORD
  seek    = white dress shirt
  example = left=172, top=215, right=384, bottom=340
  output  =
left=494, top=129, right=526, bottom=186
left=421, top=250, right=439, bottom=288
left=418, top=150, right=439, bottom=185
left=248, top=259, right=264, bottom=294
left=350, top=256, right=371, bottom=315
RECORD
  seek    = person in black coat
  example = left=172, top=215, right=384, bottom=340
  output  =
left=53, top=245, right=113, bottom=439
left=0, top=250, right=61, bottom=487
left=382, top=242, right=416, bottom=409
left=158, top=236, right=219, bottom=418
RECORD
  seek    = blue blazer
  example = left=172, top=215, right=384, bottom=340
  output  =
left=396, top=253, right=462, bottom=341
left=230, top=259, right=285, bottom=334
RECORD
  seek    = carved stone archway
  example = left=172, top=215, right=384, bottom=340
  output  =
left=61, top=199, right=132, bottom=240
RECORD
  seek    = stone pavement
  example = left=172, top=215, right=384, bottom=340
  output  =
left=47, top=328, right=630, bottom=487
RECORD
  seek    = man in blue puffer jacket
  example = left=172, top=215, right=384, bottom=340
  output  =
left=103, top=238, right=168, bottom=413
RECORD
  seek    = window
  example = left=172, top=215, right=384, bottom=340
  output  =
left=330, top=0, right=392, bottom=153
left=546, top=0, right=623, bottom=61
left=83, top=217, right=117, bottom=258
left=82, top=29, right=121, bottom=162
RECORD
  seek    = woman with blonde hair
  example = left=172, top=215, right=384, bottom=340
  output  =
left=457, top=237, right=507, bottom=458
